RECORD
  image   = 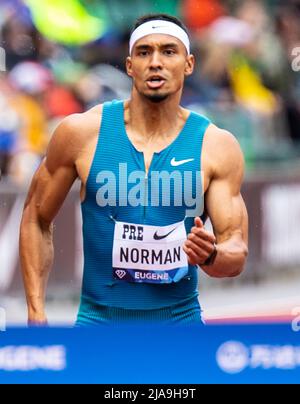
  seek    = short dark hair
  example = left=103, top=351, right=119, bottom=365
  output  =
left=132, top=13, right=189, bottom=35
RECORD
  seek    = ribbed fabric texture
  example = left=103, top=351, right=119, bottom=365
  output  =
left=77, top=100, right=210, bottom=322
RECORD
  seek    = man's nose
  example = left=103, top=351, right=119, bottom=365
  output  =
left=149, top=51, right=163, bottom=69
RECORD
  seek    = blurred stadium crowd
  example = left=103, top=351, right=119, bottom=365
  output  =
left=0, top=0, right=300, bottom=185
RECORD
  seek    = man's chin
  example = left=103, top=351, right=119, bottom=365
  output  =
left=144, top=92, right=169, bottom=103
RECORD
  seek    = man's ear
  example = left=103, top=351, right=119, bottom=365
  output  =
left=126, top=56, right=133, bottom=77
left=184, top=54, right=195, bottom=77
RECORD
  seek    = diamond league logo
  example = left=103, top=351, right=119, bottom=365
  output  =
left=115, top=270, right=126, bottom=279
left=216, top=341, right=249, bottom=374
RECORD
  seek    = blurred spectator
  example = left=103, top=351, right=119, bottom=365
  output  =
left=182, top=0, right=225, bottom=32
left=0, top=77, right=19, bottom=177
left=276, top=2, right=300, bottom=143
left=1, top=15, right=39, bottom=70
left=45, top=86, right=83, bottom=118
left=5, top=62, right=52, bottom=184
left=0, top=0, right=299, bottom=182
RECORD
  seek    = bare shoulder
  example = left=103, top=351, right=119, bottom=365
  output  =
left=203, top=123, right=245, bottom=181
left=50, top=104, right=103, bottom=148
left=46, top=105, right=103, bottom=171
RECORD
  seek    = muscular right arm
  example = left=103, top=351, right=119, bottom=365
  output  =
left=19, top=117, right=79, bottom=325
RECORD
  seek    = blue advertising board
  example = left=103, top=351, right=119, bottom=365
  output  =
left=0, top=324, right=299, bottom=384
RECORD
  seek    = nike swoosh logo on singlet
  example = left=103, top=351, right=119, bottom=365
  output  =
left=170, top=157, right=194, bottom=167
left=153, top=227, right=177, bottom=240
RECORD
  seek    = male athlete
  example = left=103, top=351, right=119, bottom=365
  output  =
left=20, top=14, right=248, bottom=325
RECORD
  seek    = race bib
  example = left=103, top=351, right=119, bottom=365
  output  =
left=112, top=220, right=189, bottom=284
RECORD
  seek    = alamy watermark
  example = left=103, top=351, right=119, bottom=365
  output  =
left=0, top=307, right=6, bottom=332
left=292, top=47, right=300, bottom=72
left=0, top=46, right=6, bottom=72
left=291, top=307, right=300, bottom=332
left=95, top=163, right=204, bottom=217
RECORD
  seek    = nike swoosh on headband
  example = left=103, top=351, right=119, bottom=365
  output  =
left=152, top=25, right=167, bottom=29
left=170, top=157, right=194, bottom=166
left=129, top=20, right=190, bottom=55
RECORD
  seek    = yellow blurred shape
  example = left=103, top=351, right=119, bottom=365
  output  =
left=25, top=0, right=105, bottom=45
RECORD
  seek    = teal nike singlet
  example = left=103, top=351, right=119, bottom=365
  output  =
left=76, top=100, right=210, bottom=325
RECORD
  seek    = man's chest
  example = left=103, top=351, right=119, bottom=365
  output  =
left=77, top=139, right=211, bottom=194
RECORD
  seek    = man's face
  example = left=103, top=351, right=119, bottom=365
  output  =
left=126, top=33, right=194, bottom=103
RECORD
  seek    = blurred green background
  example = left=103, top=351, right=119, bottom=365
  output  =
left=1, top=0, right=299, bottom=181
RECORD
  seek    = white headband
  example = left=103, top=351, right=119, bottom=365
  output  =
left=129, top=20, right=190, bottom=55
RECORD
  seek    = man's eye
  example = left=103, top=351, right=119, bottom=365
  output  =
left=164, top=49, right=175, bottom=55
left=138, top=51, right=149, bottom=56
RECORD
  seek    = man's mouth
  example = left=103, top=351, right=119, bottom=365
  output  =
left=146, top=76, right=166, bottom=89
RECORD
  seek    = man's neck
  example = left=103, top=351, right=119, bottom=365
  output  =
left=125, top=92, right=189, bottom=140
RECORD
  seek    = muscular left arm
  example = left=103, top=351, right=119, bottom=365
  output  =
left=183, top=129, right=248, bottom=278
